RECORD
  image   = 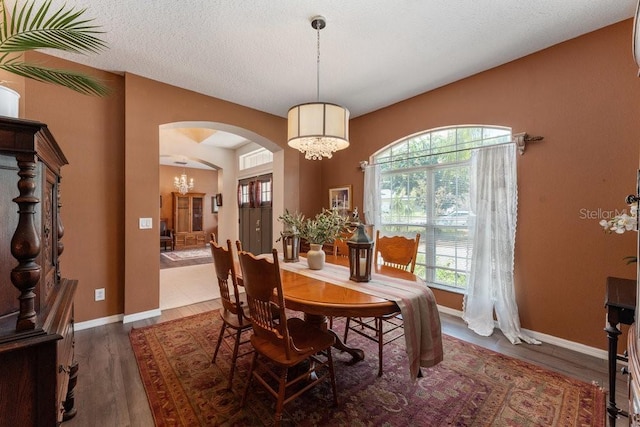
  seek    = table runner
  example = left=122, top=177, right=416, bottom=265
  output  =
left=278, top=257, right=443, bottom=379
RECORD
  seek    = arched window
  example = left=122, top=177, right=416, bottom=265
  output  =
left=372, top=125, right=512, bottom=292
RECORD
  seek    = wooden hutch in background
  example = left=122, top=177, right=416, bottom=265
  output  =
left=172, top=191, right=206, bottom=248
left=0, top=118, right=78, bottom=425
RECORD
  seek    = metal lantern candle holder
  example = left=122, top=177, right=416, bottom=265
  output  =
left=347, top=224, right=374, bottom=282
left=281, top=234, right=300, bottom=262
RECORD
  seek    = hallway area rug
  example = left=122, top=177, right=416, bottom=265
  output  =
left=129, top=311, right=605, bottom=426
left=161, top=247, right=212, bottom=262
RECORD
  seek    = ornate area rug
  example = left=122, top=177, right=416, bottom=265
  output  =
left=130, top=311, right=605, bottom=426
left=161, top=247, right=212, bottom=262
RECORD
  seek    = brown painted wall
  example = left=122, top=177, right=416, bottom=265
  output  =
left=15, top=19, right=640, bottom=351
left=22, top=52, right=126, bottom=321
left=18, top=55, right=288, bottom=322
left=321, top=20, right=640, bottom=349
left=123, top=73, right=288, bottom=317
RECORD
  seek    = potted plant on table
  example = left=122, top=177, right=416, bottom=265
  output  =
left=300, top=208, right=350, bottom=270
left=0, top=0, right=109, bottom=116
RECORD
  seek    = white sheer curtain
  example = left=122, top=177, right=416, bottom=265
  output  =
left=463, top=144, right=540, bottom=345
left=363, top=163, right=380, bottom=229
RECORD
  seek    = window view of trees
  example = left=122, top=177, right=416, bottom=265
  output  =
left=374, top=126, right=511, bottom=291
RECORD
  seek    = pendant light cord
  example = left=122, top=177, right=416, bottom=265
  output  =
left=316, top=21, right=321, bottom=102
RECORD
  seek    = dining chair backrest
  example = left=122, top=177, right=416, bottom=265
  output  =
left=333, top=231, right=352, bottom=257
left=237, top=248, right=302, bottom=361
left=210, top=239, right=245, bottom=321
left=375, top=230, right=420, bottom=273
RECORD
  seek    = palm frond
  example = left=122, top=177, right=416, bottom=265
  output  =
left=0, top=0, right=106, bottom=53
left=0, top=0, right=109, bottom=96
left=0, top=61, right=109, bottom=96
left=0, top=29, right=106, bottom=53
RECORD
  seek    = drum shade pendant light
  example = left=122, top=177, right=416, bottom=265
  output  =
left=287, top=16, right=350, bottom=160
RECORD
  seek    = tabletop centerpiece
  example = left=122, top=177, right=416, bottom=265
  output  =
left=276, top=209, right=305, bottom=262
left=347, top=221, right=375, bottom=282
left=300, top=208, right=350, bottom=270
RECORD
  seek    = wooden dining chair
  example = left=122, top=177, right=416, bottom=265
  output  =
left=343, top=230, right=421, bottom=376
left=333, top=231, right=352, bottom=257
left=238, top=248, right=338, bottom=426
left=374, top=230, right=421, bottom=273
left=210, top=239, right=253, bottom=389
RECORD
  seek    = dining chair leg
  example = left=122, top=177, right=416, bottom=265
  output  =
left=327, top=349, right=338, bottom=406
left=274, top=367, right=288, bottom=427
left=212, top=323, right=227, bottom=363
left=377, top=317, right=384, bottom=377
left=241, top=353, right=258, bottom=407
left=226, top=328, right=242, bottom=389
left=343, top=317, right=351, bottom=343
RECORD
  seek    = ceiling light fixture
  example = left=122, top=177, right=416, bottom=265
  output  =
left=287, top=16, right=350, bottom=160
left=174, top=169, right=194, bottom=195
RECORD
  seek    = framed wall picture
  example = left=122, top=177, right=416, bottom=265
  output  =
left=215, top=193, right=223, bottom=207
left=329, top=185, right=352, bottom=211
left=211, top=196, right=218, bottom=213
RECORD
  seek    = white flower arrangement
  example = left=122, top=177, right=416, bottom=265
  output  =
left=599, top=204, right=638, bottom=234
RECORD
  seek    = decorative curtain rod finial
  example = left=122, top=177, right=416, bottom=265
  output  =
left=359, top=160, right=368, bottom=171
left=514, top=132, right=544, bottom=155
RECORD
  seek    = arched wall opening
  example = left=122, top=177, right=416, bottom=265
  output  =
left=124, top=73, right=291, bottom=321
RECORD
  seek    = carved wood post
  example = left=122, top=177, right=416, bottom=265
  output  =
left=57, top=176, right=64, bottom=282
left=11, top=153, right=41, bottom=331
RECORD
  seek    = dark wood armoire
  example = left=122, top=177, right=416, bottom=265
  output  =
left=172, top=191, right=206, bottom=249
left=0, top=117, right=78, bottom=426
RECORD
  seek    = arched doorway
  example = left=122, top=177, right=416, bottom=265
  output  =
left=156, top=121, right=283, bottom=310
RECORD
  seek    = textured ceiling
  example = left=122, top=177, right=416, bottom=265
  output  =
left=39, top=0, right=638, bottom=161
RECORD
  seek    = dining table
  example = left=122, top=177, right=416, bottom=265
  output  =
left=246, top=254, right=444, bottom=379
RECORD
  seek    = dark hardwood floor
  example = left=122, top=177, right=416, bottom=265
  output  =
left=64, top=300, right=625, bottom=426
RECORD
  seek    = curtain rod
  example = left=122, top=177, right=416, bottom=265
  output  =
left=360, top=132, right=544, bottom=170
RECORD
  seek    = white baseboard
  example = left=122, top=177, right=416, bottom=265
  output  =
left=521, top=327, right=608, bottom=360
left=75, top=314, right=124, bottom=331
left=437, top=304, right=608, bottom=361
left=123, top=308, right=162, bottom=324
left=437, top=305, right=463, bottom=318
left=76, top=309, right=162, bottom=330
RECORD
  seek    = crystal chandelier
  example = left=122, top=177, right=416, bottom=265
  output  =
left=287, top=16, right=350, bottom=160
left=174, top=170, right=194, bottom=195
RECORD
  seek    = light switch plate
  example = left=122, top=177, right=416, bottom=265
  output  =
left=139, top=218, right=152, bottom=229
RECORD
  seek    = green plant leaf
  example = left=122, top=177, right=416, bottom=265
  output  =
left=0, top=61, right=109, bottom=96
left=0, top=0, right=108, bottom=96
left=299, top=208, right=350, bottom=245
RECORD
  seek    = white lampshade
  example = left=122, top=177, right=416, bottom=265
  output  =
left=287, top=102, right=350, bottom=160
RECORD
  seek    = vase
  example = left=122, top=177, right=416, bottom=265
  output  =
left=0, top=86, right=19, bottom=118
left=306, top=243, right=325, bottom=270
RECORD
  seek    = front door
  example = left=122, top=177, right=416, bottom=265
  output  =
left=238, top=174, right=272, bottom=254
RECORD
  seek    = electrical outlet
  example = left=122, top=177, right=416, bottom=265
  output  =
left=95, top=288, right=105, bottom=301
